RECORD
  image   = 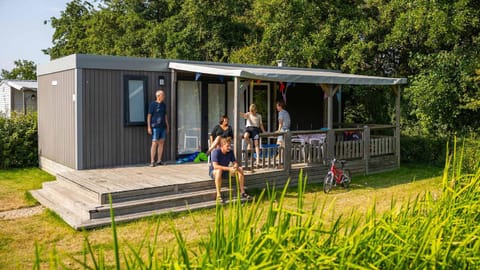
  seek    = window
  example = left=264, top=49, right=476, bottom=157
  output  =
left=124, top=75, right=148, bottom=125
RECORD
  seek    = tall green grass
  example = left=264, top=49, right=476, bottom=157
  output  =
left=33, top=146, right=480, bottom=269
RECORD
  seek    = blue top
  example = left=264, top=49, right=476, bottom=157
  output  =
left=148, top=101, right=166, bottom=128
left=211, top=148, right=236, bottom=166
left=278, top=109, right=291, bottom=130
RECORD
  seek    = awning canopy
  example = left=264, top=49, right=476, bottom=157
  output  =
left=169, top=62, right=407, bottom=86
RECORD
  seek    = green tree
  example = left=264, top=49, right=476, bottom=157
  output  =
left=230, top=0, right=330, bottom=67
left=375, top=0, right=480, bottom=134
left=45, top=0, right=251, bottom=62
left=0, top=60, right=37, bottom=80
left=162, top=0, right=251, bottom=61
left=406, top=52, right=480, bottom=134
left=43, top=0, right=480, bottom=134
left=43, top=0, right=93, bottom=59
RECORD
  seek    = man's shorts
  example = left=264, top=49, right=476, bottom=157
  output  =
left=245, top=126, right=261, bottom=140
left=152, top=127, right=166, bottom=141
left=209, top=167, right=229, bottom=180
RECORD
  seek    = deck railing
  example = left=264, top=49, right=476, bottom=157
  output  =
left=241, top=132, right=286, bottom=171
left=240, top=124, right=398, bottom=173
left=327, top=125, right=396, bottom=160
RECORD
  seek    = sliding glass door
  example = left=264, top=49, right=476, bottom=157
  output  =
left=177, top=81, right=201, bottom=154
left=207, top=83, right=226, bottom=135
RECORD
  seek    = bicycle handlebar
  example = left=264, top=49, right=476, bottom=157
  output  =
left=324, top=158, right=347, bottom=163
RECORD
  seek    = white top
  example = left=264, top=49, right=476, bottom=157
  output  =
left=245, top=113, right=263, bottom=128
left=278, top=109, right=290, bottom=130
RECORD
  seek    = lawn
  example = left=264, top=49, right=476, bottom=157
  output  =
left=0, top=165, right=443, bottom=269
left=0, top=168, right=55, bottom=211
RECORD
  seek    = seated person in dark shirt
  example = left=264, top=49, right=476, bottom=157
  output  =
left=207, top=115, right=233, bottom=154
left=210, top=137, right=251, bottom=202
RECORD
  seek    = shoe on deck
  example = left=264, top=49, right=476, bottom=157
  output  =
left=241, top=192, right=252, bottom=200
left=216, top=195, right=225, bottom=204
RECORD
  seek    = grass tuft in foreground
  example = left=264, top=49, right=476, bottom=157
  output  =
left=33, top=145, right=480, bottom=269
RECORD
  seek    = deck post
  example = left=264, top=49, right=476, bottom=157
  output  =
left=393, top=85, right=401, bottom=167
left=233, top=77, right=242, bottom=165
left=170, top=69, right=177, bottom=161
left=363, top=125, right=370, bottom=174
left=326, top=129, right=335, bottom=160
left=284, top=131, right=292, bottom=173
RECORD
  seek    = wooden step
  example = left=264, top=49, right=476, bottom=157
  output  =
left=42, top=181, right=98, bottom=211
left=78, top=200, right=220, bottom=230
left=105, top=179, right=217, bottom=204
left=101, top=179, right=241, bottom=204
left=90, top=188, right=231, bottom=219
left=30, top=188, right=87, bottom=228
left=78, top=195, right=253, bottom=230
left=55, top=174, right=102, bottom=203
left=31, top=181, right=102, bottom=224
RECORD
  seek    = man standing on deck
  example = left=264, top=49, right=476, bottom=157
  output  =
left=147, top=90, right=169, bottom=167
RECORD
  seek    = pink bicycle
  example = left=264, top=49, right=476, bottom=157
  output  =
left=323, top=158, right=351, bottom=193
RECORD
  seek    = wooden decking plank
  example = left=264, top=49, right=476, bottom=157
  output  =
left=59, top=171, right=108, bottom=194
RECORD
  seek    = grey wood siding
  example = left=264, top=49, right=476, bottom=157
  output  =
left=81, top=69, right=171, bottom=169
left=38, top=70, right=76, bottom=169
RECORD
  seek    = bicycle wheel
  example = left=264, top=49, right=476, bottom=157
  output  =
left=341, top=169, right=351, bottom=189
left=323, top=172, right=334, bottom=193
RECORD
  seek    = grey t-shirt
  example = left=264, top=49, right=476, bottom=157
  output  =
left=278, top=109, right=291, bottom=130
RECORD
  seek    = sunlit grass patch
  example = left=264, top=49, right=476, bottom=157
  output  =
left=0, top=167, right=54, bottom=211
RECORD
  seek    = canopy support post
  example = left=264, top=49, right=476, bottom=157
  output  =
left=393, top=85, right=401, bottom=167
left=170, top=69, right=177, bottom=161
left=320, top=84, right=340, bottom=129
left=233, top=77, right=242, bottom=165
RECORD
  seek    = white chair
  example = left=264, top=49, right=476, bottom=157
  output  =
left=184, top=134, right=199, bottom=150
left=291, top=137, right=306, bottom=161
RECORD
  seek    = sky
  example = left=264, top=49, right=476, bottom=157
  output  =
left=0, top=0, right=71, bottom=72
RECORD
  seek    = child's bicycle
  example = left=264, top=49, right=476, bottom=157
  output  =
left=323, top=158, right=351, bottom=193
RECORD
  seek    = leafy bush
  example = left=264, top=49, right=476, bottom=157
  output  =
left=0, top=113, right=38, bottom=168
left=400, top=135, right=448, bottom=167
left=456, top=134, right=480, bottom=174
left=401, top=134, right=480, bottom=172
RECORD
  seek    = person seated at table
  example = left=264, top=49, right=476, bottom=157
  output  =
left=207, top=115, right=233, bottom=154
left=240, top=104, right=266, bottom=166
left=210, top=137, right=252, bottom=202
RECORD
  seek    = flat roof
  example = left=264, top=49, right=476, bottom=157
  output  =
left=169, top=62, right=407, bottom=85
left=38, top=54, right=407, bottom=85
left=37, top=54, right=171, bottom=75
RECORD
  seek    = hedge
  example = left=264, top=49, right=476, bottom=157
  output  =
left=0, top=113, right=38, bottom=168
left=401, top=134, right=479, bottom=173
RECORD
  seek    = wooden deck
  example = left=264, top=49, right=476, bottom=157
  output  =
left=31, top=162, right=308, bottom=230
left=60, top=163, right=213, bottom=198
left=32, top=124, right=401, bottom=230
